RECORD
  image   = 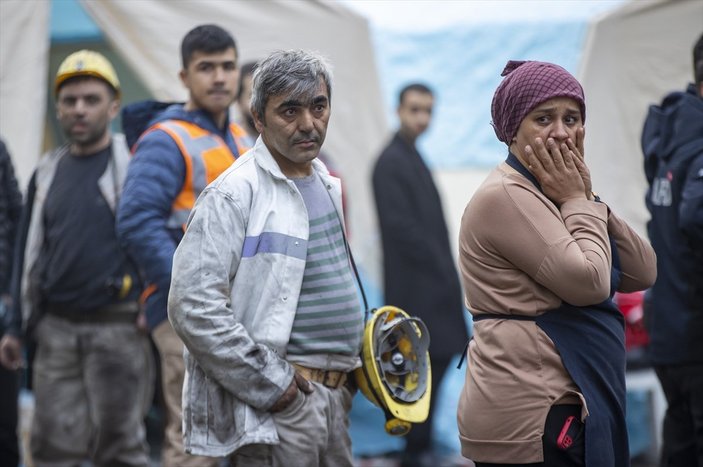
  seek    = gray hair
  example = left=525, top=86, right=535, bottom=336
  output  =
left=251, top=49, right=333, bottom=123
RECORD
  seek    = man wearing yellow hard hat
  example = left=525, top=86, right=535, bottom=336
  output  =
left=0, top=49, right=152, bottom=466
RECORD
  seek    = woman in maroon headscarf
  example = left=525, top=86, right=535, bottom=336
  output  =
left=456, top=61, right=657, bottom=466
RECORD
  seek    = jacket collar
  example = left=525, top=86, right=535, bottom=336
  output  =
left=252, top=135, right=330, bottom=182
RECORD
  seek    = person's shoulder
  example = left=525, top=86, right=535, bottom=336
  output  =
left=110, top=133, right=129, bottom=154
left=41, top=143, right=70, bottom=164
left=379, top=134, right=407, bottom=156
left=375, top=137, right=409, bottom=171
left=469, top=165, right=507, bottom=198
left=209, top=150, right=260, bottom=195
left=131, top=122, right=184, bottom=165
left=474, top=164, right=537, bottom=206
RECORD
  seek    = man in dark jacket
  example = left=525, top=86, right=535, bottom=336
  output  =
left=642, top=33, right=703, bottom=467
left=0, top=138, right=22, bottom=466
left=372, top=83, right=468, bottom=467
left=116, top=24, right=249, bottom=467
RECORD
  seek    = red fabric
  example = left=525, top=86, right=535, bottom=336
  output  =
left=491, top=60, right=586, bottom=144
left=614, top=291, right=650, bottom=350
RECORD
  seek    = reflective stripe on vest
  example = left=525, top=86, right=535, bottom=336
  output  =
left=150, top=120, right=251, bottom=229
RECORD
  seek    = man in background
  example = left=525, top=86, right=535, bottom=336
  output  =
left=0, top=49, right=151, bottom=466
left=236, top=60, right=258, bottom=143
left=117, top=24, right=250, bottom=466
left=642, top=33, right=703, bottom=467
left=372, top=83, right=469, bottom=467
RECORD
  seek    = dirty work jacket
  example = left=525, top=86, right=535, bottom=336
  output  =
left=168, top=136, right=350, bottom=456
left=20, top=134, right=130, bottom=334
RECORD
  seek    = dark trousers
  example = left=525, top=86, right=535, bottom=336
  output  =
left=0, top=365, right=19, bottom=467
left=655, top=364, right=703, bottom=467
left=400, top=356, right=452, bottom=466
left=474, top=404, right=585, bottom=467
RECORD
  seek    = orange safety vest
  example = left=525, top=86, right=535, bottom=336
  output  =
left=148, top=120, right=251, bottom=229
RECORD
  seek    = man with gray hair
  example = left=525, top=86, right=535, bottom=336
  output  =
left=168, top=49, right=363, bottom=466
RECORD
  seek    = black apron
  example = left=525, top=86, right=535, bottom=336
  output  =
left=476, top=154, right=629, bottom=466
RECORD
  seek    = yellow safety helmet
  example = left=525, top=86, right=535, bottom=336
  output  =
left=55, top=49, right=120, bottom=97
left=354, top=306, right=432, bottom=436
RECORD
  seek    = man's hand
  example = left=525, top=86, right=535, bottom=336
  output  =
left=270, top=371, right=314, bottom=413
left=526, top=137, right=587, bottom=207
left=0, top=335, right=24, bottom=370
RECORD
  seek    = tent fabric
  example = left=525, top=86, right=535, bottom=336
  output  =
left=578, top=0, right=703, bottom=237
left=79, top=0, right=388, bottom=281
left=0, top=0, right=50, bottom=187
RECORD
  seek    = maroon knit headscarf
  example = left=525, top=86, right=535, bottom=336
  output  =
left=490, top=60, right=586, bottom=145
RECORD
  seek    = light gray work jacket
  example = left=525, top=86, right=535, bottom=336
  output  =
left=168, top=137, right=351, bottom=456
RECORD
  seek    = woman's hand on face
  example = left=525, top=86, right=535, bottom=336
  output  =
left=568, top=127, right=593, bottom=199
left=525, top=136, right=586, bottom=207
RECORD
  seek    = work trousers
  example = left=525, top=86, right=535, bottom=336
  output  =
left=30, top=313, right=152, bottom=467
left=231, top=380, right=355, bottom=467
left=655, top=364, right=703, bottom=467
left=152, top=320, right=218, bottom=467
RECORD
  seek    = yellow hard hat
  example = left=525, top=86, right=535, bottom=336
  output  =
left=55, top=49, right=120, bottom=97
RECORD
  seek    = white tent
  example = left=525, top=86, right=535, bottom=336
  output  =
left=579, top=0, right=703, bottom=237
left=0, top=0, right=51, bottom=185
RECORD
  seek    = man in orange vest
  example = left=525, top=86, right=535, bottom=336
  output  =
left=116, top=24, right=250, bottom=467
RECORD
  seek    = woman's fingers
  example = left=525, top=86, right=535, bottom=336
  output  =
left=547, top=138, right=568, bottom=170
left=566, top=138, right=582, bottom=161
left=526, top=137, right=586, bottom=206
left=533, top=137, right=555, bottom=170
left=572, top=152, right=593, bottom=198
left=569, top=127, right=586, bottom=161
left=560, top=142, right=576, bottom=169
left=525, top=144, right=539, bottom=173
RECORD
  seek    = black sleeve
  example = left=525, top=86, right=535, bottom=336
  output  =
left=372, top=154, right=444, bottom=267
left=6, top=170, right=36, bottom=337
left=680, top=153, right=703, bottom=254
left=0, top=140, right=23, bottom=294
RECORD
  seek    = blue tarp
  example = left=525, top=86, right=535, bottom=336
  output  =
left=50, top=0, right=101, bottom=42
left=371, top=21, right=588, bottom=169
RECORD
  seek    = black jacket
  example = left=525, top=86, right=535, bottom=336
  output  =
left=642, top=83, right=703, bottom=365
left=0, top=139, right=22, bottom=295
left=372, top=133, right=468, bottom=360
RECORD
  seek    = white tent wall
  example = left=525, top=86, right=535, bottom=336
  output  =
left=0, top=0, right=50, bottom=188
left=80, top=0, right=389, bottom=281
left=579, top=0, right=703, bottom=237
